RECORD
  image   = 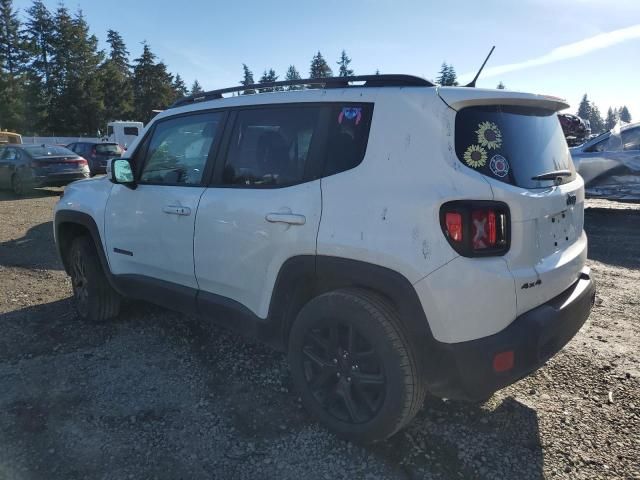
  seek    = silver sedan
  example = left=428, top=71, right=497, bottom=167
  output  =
left=571, top=122, right=640, bottom=200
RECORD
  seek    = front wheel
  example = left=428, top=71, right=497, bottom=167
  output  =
left=11, top=173, right=27, bottom=196
left=69, top=236, right=121, bottom=322
left=288, top=289, right=426, bottom=443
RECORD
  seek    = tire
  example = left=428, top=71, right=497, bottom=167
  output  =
left=288, top=288, right=426, bottom=443
left=68, top=236, right=121, bottom=322
left=11, top=173, right=26, bottom=196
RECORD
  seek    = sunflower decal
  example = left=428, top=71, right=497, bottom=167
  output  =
left=476, top=121, right=502, bottom=149
left=464, top=144, right=487, bottom=168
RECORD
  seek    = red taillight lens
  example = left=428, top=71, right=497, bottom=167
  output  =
left=445, top=212, right=463, bottom=242
left=471, top=209, right=497, bottom=250
left=440, top=201, right=509, bottom=257
left=77, top=157, right=88, bottom=166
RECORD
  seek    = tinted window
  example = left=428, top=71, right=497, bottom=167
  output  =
left=23, top=145, right=76, bottom=157
left=107, top=126, right=114, bottom=136
left=455, top=106, right=575, bottom=189
left=124, top=127, right=139, bottom=136
left=223, top=106, right=321, bottom=186
left=324, top=104, right=373, bottom=176
left=139, top=112, right=222, bottom=185
left=96, top=144, right=123, bottom=155
left=1, top=148, right=17, bottom=161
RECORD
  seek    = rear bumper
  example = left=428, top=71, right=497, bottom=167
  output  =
left=428, top=267, right=595, bottom=401
left=32, top=172, right=89, bottom=187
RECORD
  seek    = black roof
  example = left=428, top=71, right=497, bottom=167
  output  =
left=170, top=74, right=434, bottom=109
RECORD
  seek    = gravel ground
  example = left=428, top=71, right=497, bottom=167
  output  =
left=0, top=188, right=638, bottom=480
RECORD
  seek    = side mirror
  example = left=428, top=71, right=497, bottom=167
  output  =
left=110, top=158, right=136, bottom=187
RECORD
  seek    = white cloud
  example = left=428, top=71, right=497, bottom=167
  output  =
left=462, top=24, right=640, bottom=80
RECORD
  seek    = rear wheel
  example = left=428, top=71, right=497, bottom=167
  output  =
left=288, top=289, right=426, bottom=443
left=69, top=236, right=121, bottom=322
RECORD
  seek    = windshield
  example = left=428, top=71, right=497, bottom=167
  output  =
left=24, top=145, right=76, bottom=157
left=455, top=105, right=576, bottom=189
left=96, top=144, right=123, bottom=155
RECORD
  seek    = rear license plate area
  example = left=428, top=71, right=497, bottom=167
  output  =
left=540, top=210, right=578, bottom=254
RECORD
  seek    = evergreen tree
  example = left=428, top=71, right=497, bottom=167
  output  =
left=190, top=79, right=203, bottom=95
left=436, top=63, right=458, bottom=86
left=98, top=29, right=133, bottom=124
left=240, top=63, right=255, bottom=94
left=337, top=49, right=353, bottom=77
left=258, top=68, right=279, bottom=92
left=588, top=104, right=604, bottom=135
left=0, top=0, right=27, bottom=131
left=23, top=0, right=55, bottom=133
left=604, top=107, right=617, bottom=131
left=284, top=64, right=302, bottom=90
left=132, top=42, right=175, bottom=123
left=375, top=69, right=380, bottom=75
left=172, top=73, right=188, bottom=97
left=576, top=94, right=590, bottom=120
left=619, top=106, right=632, bottom=123
left=497, top=81, right=505, bottom=89
left=309, top=51, right=332, bottom=78
left=48, top=7, right=105, bottom=135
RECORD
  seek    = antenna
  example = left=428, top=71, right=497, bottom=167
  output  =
left=465, top=46, right=495, bottom=88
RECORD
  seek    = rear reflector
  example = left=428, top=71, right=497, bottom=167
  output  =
left=493, top=351, right=514, bottom=373
left=445, top=212, right=463, bottom=242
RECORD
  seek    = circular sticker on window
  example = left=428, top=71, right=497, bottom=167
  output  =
left=489, top=154, right=510, bottom=177
left=464, top=144, right=487, bottom=168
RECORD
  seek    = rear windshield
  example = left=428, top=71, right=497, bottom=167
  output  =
left=24, top=145, right=75, bottom=157
left=96, top=144, right=123, bottom=155
left=455, top=105, right=575, bottom=189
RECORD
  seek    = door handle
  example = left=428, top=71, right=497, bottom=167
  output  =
left=265, top=213, right=306, bottom=225
left=163, top=205, right=191, bottom=216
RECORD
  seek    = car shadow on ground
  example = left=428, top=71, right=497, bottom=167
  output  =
left=584, top=208, right=640, bottom=269
left=0, top=220, right=63, bottom=270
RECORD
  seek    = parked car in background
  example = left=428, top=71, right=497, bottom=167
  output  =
left=558, top=113, right=590, bottom=146
left=0, top=130, right=22, bottom=144
left=66, top=141, right=124, bottom=176
left=571, top=122, right=640, bottom=200
left=105, top=121, right=143, bottom=149
left=0, top=144, right=89, bottom=195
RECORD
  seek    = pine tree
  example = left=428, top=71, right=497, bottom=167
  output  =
left=436, top=63, right=458, bottom=86
left=240, top=63, right=255, bottom=95
left=588, top=104, right=604, bottom=135
left=0, top=0, right=27, bottom=131
left=337, top=49, right=353, bottom=77
left=576, top=94, right=591, bottom=121
left=172, top=73, right=188, bottom=97
left=446, top=64, right=459, bottom=86
left=258, top=68, right=279, bottom=92
left=47, top=7, right=105, bottom=135
left=190, top=79, right=203, bottom=95
left=619, top=106, right=632, bottom=123
left=23, top=0, right=55, bottom=133
left=375, top=69, right=381, bottom=75
left=604, top=107, right=617, bottom=131
left=284, top=64, right=302, bottom=90
left=497, top=81, right=505, bottom=89
left=309, top=51, right=332, bottom=78
left=132, top=42, right=175, bottom=123
left=99, top=29, right=133, bottom=124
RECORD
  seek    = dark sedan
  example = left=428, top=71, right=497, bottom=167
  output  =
left=66, top=141, right=123, bottom=176
left=0, top=144, right=90, bottom=195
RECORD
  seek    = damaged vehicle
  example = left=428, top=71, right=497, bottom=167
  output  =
left=558, top=112, right=590, bottom=146
left=571, top=122, right=640, bottom=200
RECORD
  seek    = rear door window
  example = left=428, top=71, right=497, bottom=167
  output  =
left=455, top=105, right=576, bottom=188
left=324, top=104, right=373, bottom=177
left=96, top=144, right=123, bottom=156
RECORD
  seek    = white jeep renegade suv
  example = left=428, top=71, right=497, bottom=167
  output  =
left=54, top=75, right=595, bottom=443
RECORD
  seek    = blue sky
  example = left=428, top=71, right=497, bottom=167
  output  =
left=14, top=0, right=640, bottom=119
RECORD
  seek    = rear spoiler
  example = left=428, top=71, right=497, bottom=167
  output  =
left=437, top=87, right=570, bottom=113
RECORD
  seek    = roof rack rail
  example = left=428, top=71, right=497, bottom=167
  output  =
left=170, top=74, right=434, bottom=108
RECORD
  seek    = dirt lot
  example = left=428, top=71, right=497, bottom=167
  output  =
left=0, top=188, right=638, bottom=480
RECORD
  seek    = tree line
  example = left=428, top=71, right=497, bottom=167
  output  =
left=576, top=94, right=632, bottom=135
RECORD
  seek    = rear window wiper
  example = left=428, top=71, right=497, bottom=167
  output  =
left=531, top=170, right=572, bottom=181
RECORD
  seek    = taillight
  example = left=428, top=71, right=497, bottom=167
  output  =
left=440, top=201, right=510, bottom=257
left=77, top=157, right=88, bottom=166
